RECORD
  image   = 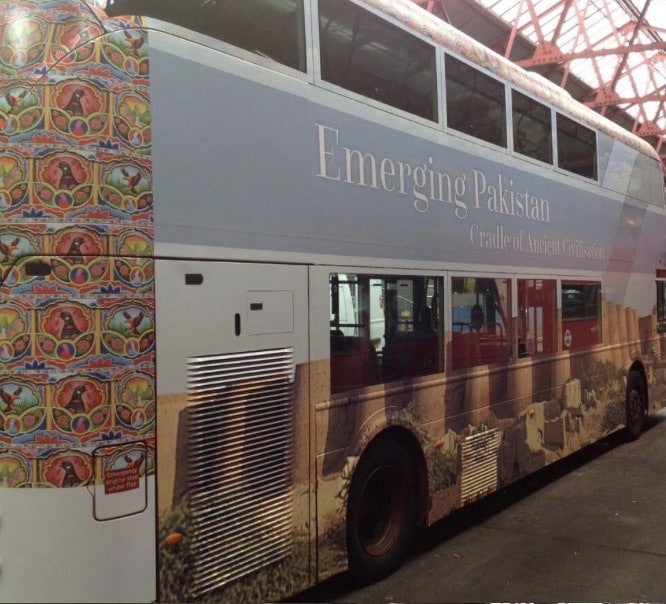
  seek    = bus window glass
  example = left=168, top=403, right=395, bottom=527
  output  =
left=657, top=273, right=666, bottom=333
left=629, top=154, right=666, bottom=205
left=319, top=0, right=438, bottom=121
left=512, top=90, right=552, bottom=164
left=105, top=0, right=306, bottom=72
left=517, top=279, right=557, bottom=357
left=561, top=281, right=601, bottom=349
left=451, top=276, right=511, bottom=369
left=330, top=274, right=443, bottom=393
left=445, top=54, right=507, bottom=148
left=557, top=114, right=597, bottom=179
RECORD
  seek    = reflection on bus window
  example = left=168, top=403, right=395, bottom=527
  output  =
left=445, top=54, right=506, bottom=148
left=656, top=273, right=666, bottom=333
left=561, top=281, right=601, bottom=349
left=557, top=114, right=597, bottom=180
left=451, top=276, right=511, bottom=369
left=105, top=0, right=307, bottom=72
left=330, top=274, right=443, bottom=393
left=512, top=90, right=552, bottom=164
left=517, top=279, right=557, bottom=357
left=318, top=0, right=438, bottom=121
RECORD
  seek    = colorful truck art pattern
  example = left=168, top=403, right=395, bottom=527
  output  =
left=0, top=0, right=154, bottom=488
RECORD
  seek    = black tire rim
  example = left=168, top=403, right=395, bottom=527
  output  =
left=627, top=386, right=643, bottom=432
left=357, top=464, right=407, bottom=558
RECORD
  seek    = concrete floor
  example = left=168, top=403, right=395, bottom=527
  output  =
left=290, top=409, right=666, bottom=603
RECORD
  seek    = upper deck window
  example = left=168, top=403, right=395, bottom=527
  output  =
left=512, top=90, right=552, bottom=164
left=105, top=0, right=306, bottom=72
left=557, top=114, right=597, bottom=180
left=318, top=0, right=438, bottom=121
left=445, top=55, right=506, bottom=148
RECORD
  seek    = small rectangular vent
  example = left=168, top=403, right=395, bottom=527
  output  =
left=186, top=348, right=295, bottom=597
left=459, top=429, right=501, bottom=505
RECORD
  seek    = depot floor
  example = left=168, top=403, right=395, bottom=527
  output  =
left=289, top=409, right=666, bottom=603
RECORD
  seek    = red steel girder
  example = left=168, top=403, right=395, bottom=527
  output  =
left=414, top=0, right=666, bottom=165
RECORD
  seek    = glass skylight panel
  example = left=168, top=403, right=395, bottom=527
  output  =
left=575, top=58, right=599, bottom=88
left=462, top=0, right=665, bottom=151
left=490, top=0, right=517, bottom=18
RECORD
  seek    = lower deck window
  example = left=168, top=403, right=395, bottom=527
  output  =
left=561, top=281, right=601, bottom=350
left=451, top=276, right=511, bottom=369
left=330, top=274, right=442, bottom=393
left=517, top=278, right=557, bottom=357
left=657, top=275, right=666, bottom=333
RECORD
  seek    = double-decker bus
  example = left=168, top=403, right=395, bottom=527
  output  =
left=1, top=0, right=665, bottom=601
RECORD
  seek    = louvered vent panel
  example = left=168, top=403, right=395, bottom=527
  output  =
left=186, top=348, right=295, bottom=598
left=459, top=429, right=501, bottom=505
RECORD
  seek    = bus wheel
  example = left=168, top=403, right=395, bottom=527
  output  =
left=625, top=370, right=647, bottom=440
left=346, top=439, right=417, bottom=581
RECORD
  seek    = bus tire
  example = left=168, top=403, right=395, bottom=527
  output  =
left=346, top=439, right=417, bottom=582
left=625, top=369, right=647, bottom=440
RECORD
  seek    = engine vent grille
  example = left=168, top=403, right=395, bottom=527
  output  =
left=186, top=348, right=295, bottom=597
left=459, top=429, right=501, bottom=505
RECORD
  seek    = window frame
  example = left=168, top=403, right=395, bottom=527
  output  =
left=556, top=112, right=598, bottom=180
left=560, top=279, right=603, bottom=350
left=656, top=271, right=666, bottom=333
left=329, top=271, right=445, bottom=394
left=515, top=277, right=558, bottom=358
left=443, top=53, right=508, bottom=149
left=450, top=274, right=513, bottom=370
left=313, top=0, right=442, bottom=127
left=511, top=89, right=553, bottom=165
left=118, top=2, right=313, bottom=80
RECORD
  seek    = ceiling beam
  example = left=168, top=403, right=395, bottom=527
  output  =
left=586, top=91, right=666, bottom=107
left=412, top=0, right=666, bottom=169
left=517, top=40, right=666, bottom=67
left=608, top=0, right=651, bottom=90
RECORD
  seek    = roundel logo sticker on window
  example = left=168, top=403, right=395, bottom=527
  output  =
left=563, top=329, right=572, bottom=348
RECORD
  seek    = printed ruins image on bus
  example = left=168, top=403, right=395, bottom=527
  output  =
left=0, top=0, right=665, bottom=602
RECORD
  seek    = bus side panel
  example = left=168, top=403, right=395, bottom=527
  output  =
left=311, top=255, right=666, bottom=575
left=0, top=249, right=156, bottom=603
left=154, top=259, right=314, bottom=603
left=0, top=482, right=156, bottom=603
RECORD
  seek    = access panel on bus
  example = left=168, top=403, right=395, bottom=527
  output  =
left=153, top=260, right=313, bottom=602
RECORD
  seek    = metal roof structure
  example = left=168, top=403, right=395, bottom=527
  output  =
left=411, top=0, right=666, bottom=173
